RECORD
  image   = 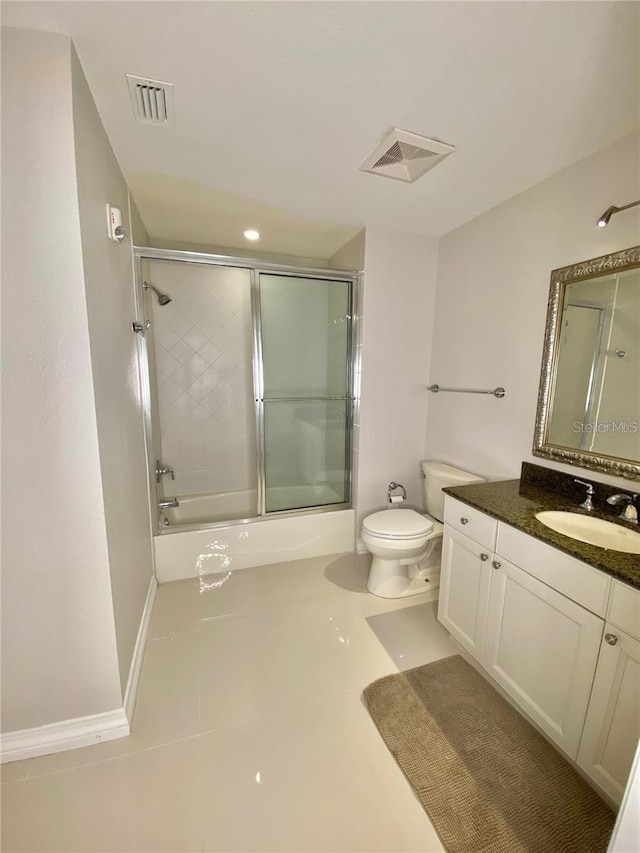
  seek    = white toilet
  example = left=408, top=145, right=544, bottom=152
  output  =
left=362, top=461, right=485, bottom=599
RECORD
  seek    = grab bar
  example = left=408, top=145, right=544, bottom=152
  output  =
left=428, top=384, right=505, bottom=398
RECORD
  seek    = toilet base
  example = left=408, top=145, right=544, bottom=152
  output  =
left=366, top=555, right=441, bottom=599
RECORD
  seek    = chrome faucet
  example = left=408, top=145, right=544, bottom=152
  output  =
left=574, top=479, right=595, bottom=511
left=155, top=459, right=175, bottom=484
left=606, top=493, right=638, bottom=524
left=158, top=497, right=179, bottom=509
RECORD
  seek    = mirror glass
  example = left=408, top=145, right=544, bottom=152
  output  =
left=534, top=247, right=640, bottom=479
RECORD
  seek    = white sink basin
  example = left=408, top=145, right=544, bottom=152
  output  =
left=535, top=511, right=640, bottom=554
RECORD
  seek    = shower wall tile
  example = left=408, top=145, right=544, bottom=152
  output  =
left=149, top=261, right=256, bottom=498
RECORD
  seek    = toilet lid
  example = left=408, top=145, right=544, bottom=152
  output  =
left=363, top=509, right=434, bottom=539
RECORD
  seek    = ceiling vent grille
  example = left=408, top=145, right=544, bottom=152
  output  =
left=126, top=74, right=174, bottom=125
left=360, top=129, right=454, bottom=183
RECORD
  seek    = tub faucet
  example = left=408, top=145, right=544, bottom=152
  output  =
left=158, top=497, right=179, bottom=509
left=606, top=493, right=638, bottom=524
left=574, top=479, right=595, bottom=511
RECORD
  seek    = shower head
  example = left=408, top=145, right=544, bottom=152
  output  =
left=143, top=281, right=172, bottom=306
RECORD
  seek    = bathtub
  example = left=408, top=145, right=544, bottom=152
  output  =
left=154, top=490, right=355, bottom=583
left=160, top=490, right=257, bottom=527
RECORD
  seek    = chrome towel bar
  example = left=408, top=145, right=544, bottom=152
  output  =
left=428, top=384, right=506, bottom=398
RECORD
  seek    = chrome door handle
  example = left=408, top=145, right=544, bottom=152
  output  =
left=605, top=633, right=618, bottom=646
left=492, top=560, right=501, bottom=570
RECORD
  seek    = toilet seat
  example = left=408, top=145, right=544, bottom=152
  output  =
left=362, top=509, right=434, bottom=540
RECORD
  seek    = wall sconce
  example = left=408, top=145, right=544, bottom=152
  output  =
left=597, top=200, right=640, bottom=228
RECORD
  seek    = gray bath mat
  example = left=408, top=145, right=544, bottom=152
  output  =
left=363, top=654, right=615, bottom=853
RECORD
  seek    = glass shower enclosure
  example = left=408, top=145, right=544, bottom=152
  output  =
left=133, top=248, right=358, bottom=532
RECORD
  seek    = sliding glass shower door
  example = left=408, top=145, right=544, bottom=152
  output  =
left=257, top=273, right=354, bottom=513
left=134, top=247, right=357, bottom=531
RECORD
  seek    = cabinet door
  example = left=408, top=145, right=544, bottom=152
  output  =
left=578, top=626, right=640, bottom=804
left=482, top=558, right=603, bottom=758
left=438, top=527, right=492, bottom=661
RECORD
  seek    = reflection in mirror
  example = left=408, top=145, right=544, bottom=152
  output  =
left=534, top=247, right=640, bottom=480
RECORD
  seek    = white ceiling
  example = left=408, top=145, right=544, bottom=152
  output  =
left=3, top=1, right=639, bottom=259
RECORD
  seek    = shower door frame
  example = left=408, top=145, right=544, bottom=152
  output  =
left=132, top=246, right=361, bottom=535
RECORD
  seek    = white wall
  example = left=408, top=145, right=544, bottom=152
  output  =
left=425, top=133, right=640, bottom=488
left=356, top=229, right=439, bottom=527
left=1, top=28, right=122, bottom=730
left=71, top=47, right=154, bottom=695
left=328, top=230, right=365, bottom=272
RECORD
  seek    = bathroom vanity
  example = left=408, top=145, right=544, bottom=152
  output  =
left=438, top=478, right=640, bottom=806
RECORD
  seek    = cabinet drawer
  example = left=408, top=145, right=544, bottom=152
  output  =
left=444, top=497, right=497, bottom=550
left=496, top=522, right=610, bottom=616
left=608, top=581, right=640, bottom=641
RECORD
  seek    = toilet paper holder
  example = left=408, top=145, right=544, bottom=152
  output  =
left=388, top=481, right=407, bottom=504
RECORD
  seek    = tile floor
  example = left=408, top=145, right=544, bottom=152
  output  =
left=1, top=552, right=458, bottom=852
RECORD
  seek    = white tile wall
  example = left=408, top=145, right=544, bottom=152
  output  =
left=148, top=261, right=256, bottom=497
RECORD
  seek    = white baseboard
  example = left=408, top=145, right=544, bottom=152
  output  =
left=123, top=575, right=157, bottom=724
left=1, top=576, right=157, bottom=765
left=356, top=538, right=368, bottom=555
left=0, top=708, right=129, bottom=764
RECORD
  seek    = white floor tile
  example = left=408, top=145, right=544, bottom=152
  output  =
left=199, top=608, right=335, bottom=730
left=0, top=759, right=30, bottom=783
left=302, top=596, right=399, bottom=690
left=365, top=600, right=458, bottom=671
left=5, top=554, right=455, bottom=852
left=285, top=552, right=369, bottom=600
left=198, top=562, right=298, bottom=623
left=199, top=693, right=361, bottom=816
left=2, top=739, right=202, bottom=852
left=201, top=746, right=409, bottom=852
left=148, top=578, right=200, bottom=639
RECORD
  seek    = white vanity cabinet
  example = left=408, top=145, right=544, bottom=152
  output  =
left=438, top=498, right=496, bottom=658
left=481, top=554, right=603, bottom=757
left=439, top=493, right=640, bottom=803
left=577, top=583, right=640, bottom=803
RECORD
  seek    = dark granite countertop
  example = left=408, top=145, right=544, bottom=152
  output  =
left=443, top=479, right=640, bottom=590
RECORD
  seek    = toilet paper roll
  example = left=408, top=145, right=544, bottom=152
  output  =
left=389, top=495, right=405, bottom=505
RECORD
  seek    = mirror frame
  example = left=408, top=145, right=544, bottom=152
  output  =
left=533, top=245, right=640, bottom=481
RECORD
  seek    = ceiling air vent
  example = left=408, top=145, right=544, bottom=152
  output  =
left=126, top=74, right=174, bottom=125
left=360, top=128, right=454, bottom=183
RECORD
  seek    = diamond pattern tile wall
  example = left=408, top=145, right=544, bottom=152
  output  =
left=148, top=262, right=256, bottom=497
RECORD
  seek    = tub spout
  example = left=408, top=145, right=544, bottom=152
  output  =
left=158, top=497, right=179, bottom=509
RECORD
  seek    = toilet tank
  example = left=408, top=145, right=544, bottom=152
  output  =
left=421, top=461, right=485, bottom=522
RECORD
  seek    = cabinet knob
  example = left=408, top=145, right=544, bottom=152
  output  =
left=605, top=633, right=619, bottom=646
left=480, top=553, right=489, bottom=561
left=460, top=517, right=469, bottom=525
left=492, top=560, right=501, bottom=570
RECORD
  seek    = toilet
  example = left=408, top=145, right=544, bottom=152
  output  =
left=362, top=461, right=485, bottom=599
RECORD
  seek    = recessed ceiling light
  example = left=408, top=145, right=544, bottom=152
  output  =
left=243, top=229, right=260, bottom=241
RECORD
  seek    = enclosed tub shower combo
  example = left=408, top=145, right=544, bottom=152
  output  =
left=133, top=248, right=359, bottom=581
